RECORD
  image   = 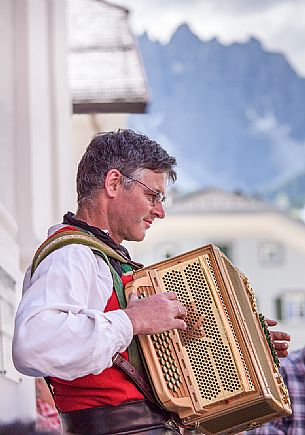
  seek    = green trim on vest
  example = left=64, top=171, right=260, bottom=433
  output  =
left=120, top=262, right=141, bottom=368
left=31, top=230, right=129, bottom=276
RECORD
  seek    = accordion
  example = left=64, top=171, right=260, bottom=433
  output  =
left=124, top=244, right=291, bottom=435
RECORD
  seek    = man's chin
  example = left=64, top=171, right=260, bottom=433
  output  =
left=125, top=231, right=146, bottom=243
left=124, top=233, right=146, bottom=242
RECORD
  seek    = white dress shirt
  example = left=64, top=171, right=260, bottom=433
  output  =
left=13, top=224, right=133, bottom=380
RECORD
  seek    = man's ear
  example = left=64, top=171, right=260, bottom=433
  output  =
left=104, top=169, right=121, bottom=198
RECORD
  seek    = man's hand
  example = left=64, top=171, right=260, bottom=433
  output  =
left=265, top=318, right=290, bottom=358
left=123, top=292, right=187, bottom=336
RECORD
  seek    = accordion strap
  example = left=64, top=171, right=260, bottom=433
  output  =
left=113, top=353, right=157, bottom=405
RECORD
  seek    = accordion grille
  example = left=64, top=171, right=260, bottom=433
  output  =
left=205, top=256, right=254, bottom=390
left=160, top=258, right=244, bottom=404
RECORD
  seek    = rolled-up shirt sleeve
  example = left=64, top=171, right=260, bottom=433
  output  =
left=12, top=244, right=133, bottom=380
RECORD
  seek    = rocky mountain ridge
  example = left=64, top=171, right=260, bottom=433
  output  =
left=128, top=24, right=305, bottom=206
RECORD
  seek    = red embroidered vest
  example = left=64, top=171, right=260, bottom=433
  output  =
left=50, top=275, right=143, bottom=412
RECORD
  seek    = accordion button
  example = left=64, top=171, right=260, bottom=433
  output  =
left=168, top=382, right=174, bottom=390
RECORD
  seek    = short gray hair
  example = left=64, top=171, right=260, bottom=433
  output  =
left=76, top=129, right=177, bottom=206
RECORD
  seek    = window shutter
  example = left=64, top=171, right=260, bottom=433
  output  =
left=275, top=296, right=283, bottom=321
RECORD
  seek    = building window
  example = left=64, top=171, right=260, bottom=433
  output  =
left=259, top=241, right=284, bottom=265
left=275, top=291, right=305, bottom=322
left=212, top=243, right=232, bottom=261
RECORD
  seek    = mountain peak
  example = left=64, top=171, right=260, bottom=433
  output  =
left=246, top=36, right=262, bottom=48
left=248, top=36, right=262, bottom=47
left=169, top=23, right=200, bottom=46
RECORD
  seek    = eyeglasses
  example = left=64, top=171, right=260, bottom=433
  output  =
left=121, top=173, right=166, bottom=206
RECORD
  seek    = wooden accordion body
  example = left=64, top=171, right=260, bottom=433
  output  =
left=125, top=245, right=291, bottom=435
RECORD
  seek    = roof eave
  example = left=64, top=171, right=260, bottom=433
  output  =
left=72, top=100, right=148, bottom=114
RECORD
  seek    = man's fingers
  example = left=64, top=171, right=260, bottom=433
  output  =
left=173, top=319, right=187, bottom=330
left=265, top=318, right=277, bottom=327
left=128, top=292, right=138, bottom=304
left=264, top=319, right=291, bottom=359
left=268, top=329, right=290, bottom=359
left=270, top=331, right=291, bottom=341
left=277, top=349, right=289, bottom=358
left=174, top=304, right=187, bottom=319
left=273, top=341, right=289, bottom=350
left=165, top=292, right=178, bottom=300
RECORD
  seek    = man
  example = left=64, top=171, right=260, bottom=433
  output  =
left=246, top=346, right=305, bottom=435
left=13, top=129, right=290, bottom=435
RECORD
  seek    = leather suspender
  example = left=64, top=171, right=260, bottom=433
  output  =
left=112, top=353, right=156, bottom=404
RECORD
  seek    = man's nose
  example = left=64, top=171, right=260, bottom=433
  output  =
left=153, top=201, right=166, bottom=219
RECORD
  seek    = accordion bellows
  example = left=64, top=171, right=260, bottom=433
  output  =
left=125, top=244, right=291, bottom=435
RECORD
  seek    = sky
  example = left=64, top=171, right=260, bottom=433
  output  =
left=112, top=0, right=305, bottom=77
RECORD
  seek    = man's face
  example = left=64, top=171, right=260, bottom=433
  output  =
left=110, top=169, right=167, bottom=243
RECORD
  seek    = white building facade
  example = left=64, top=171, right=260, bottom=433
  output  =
left=0, top=0, right=74, bottom=422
